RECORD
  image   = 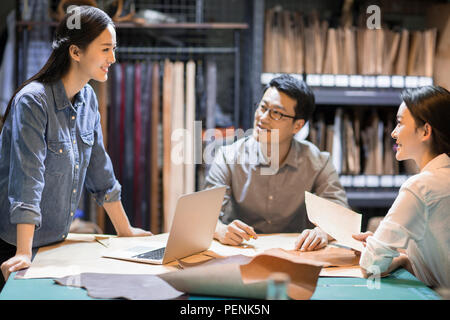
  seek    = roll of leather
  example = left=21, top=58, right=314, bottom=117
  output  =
left=139, top=61, right=153, bottom=230
left=185, top=60, right=196, bottom=195
left=150, top=62, right=160, bottom=234
left=162, top=60, right=173, bottom=232
left=133, top=62, right=142, bottom=227
left=205, top=59, right=217, bottom=130
left=123, top=62, right=135, bottom=223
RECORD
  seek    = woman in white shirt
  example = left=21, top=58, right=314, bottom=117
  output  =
left=353, top=86, right=450, bottom=289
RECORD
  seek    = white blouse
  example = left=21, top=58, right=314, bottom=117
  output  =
left=360, top=154, right=450, bottom=288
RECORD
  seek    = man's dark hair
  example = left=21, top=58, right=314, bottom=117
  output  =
left=401, top=85, right=450, bottom=156
left=263, top=74, right=315, bottom=120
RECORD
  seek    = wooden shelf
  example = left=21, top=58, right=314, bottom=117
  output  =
left=340, top=174, right=411, bottom=188
left=116, top=22, right=248, bottom=29
left=16, top=20, right=248, bottom=30
left=340, top=175, right=411, bottom=207
left=313, top=88, right=402, bottom=106
left=346, top=189, right=398, bottom=208
left=261, top=73, right=434, bottom=106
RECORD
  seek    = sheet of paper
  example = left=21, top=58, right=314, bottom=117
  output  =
left=305, top=191, right=364, bottom=252
left=207, top=233, right=299, bottom=257
left=65, top=233, right=115, bottom=246
left=65, top=233, right=114, bottom=242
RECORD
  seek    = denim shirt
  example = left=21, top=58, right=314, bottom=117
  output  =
left=0, top=80, right=121, bottom=247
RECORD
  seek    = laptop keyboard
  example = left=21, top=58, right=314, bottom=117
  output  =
left=133, top=247, right=166, bottom=260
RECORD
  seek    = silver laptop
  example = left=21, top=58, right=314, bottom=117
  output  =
left=103, top=186, right=226, bottom=264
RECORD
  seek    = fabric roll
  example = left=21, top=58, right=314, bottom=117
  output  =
left=383, top=116, right=395, bottom=175
left=205, top=59, right=217, bottom=130
left=332, top=108, right=343, bottom=174
left=133, top=62, right=142, bottom=227
left=169, top=61, right=185, bottom=231
left=123, top=63, right=135, bottom=223
left=140, top=61, right=153, bottom=230
left=119, top=63, right=127, bottom=182
left=108, top=63, right=122, bottom=178
left=107, top=64, right=116, bottom=169
left=150, top=62, right=160, bottom=234
left=195, top=60, right=206, bottom=123
left=184, top=60, right=196, bottom=195
left=162, top=60, right=174, bottom=232
left=375, top=115, right=384, bottom=175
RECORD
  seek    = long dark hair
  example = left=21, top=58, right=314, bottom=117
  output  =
left=1, top=6, right=113, bottom=128
left=401, top=85, right=450, bottom=156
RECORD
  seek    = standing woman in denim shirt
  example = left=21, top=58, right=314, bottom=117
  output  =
left=0, top=6, right=151, bottom=287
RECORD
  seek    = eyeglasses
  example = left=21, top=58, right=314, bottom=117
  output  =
left=255, top=103, right=297, bottom=121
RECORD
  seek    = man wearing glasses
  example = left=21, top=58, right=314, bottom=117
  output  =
left=205, top=74, right=348, bottom=251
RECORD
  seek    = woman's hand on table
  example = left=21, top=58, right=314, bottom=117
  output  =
left=1, top=253, right=32, bottom=281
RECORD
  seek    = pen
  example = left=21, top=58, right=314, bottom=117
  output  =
left=95, top=236, right=110, bottom=248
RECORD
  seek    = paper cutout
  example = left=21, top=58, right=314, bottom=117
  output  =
left=283, top=245, right=360, bottom=267
left=54, top=273, right=184, bottom=300
left=177, top=254, right=252, bottom=269
left=319, top=266, right=390, bottom=278
left=239, top=250, right=323, bottom=300
left=305, top=191, right=364, bottom=252
left=319, top=266, right=364, bottom=277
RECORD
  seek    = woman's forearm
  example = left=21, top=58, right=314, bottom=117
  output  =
left=16, top=224, right=35, bottom=256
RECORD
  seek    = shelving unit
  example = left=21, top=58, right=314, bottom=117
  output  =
left=113, top=22, right=247, bottom=129
left=340, top=174, right=410, bottom=208
left=247, top=0, right=441, bottom=215
left=13, top=0, right=250, bottom=233
left=15, top=20, right=247, bottom=129
left=261, top=73, right=433, bottom=105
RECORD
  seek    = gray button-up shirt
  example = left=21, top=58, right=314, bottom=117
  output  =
left=204, top=136, right=348, bottom=233
left=0, top=80, right=120, bottom=247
